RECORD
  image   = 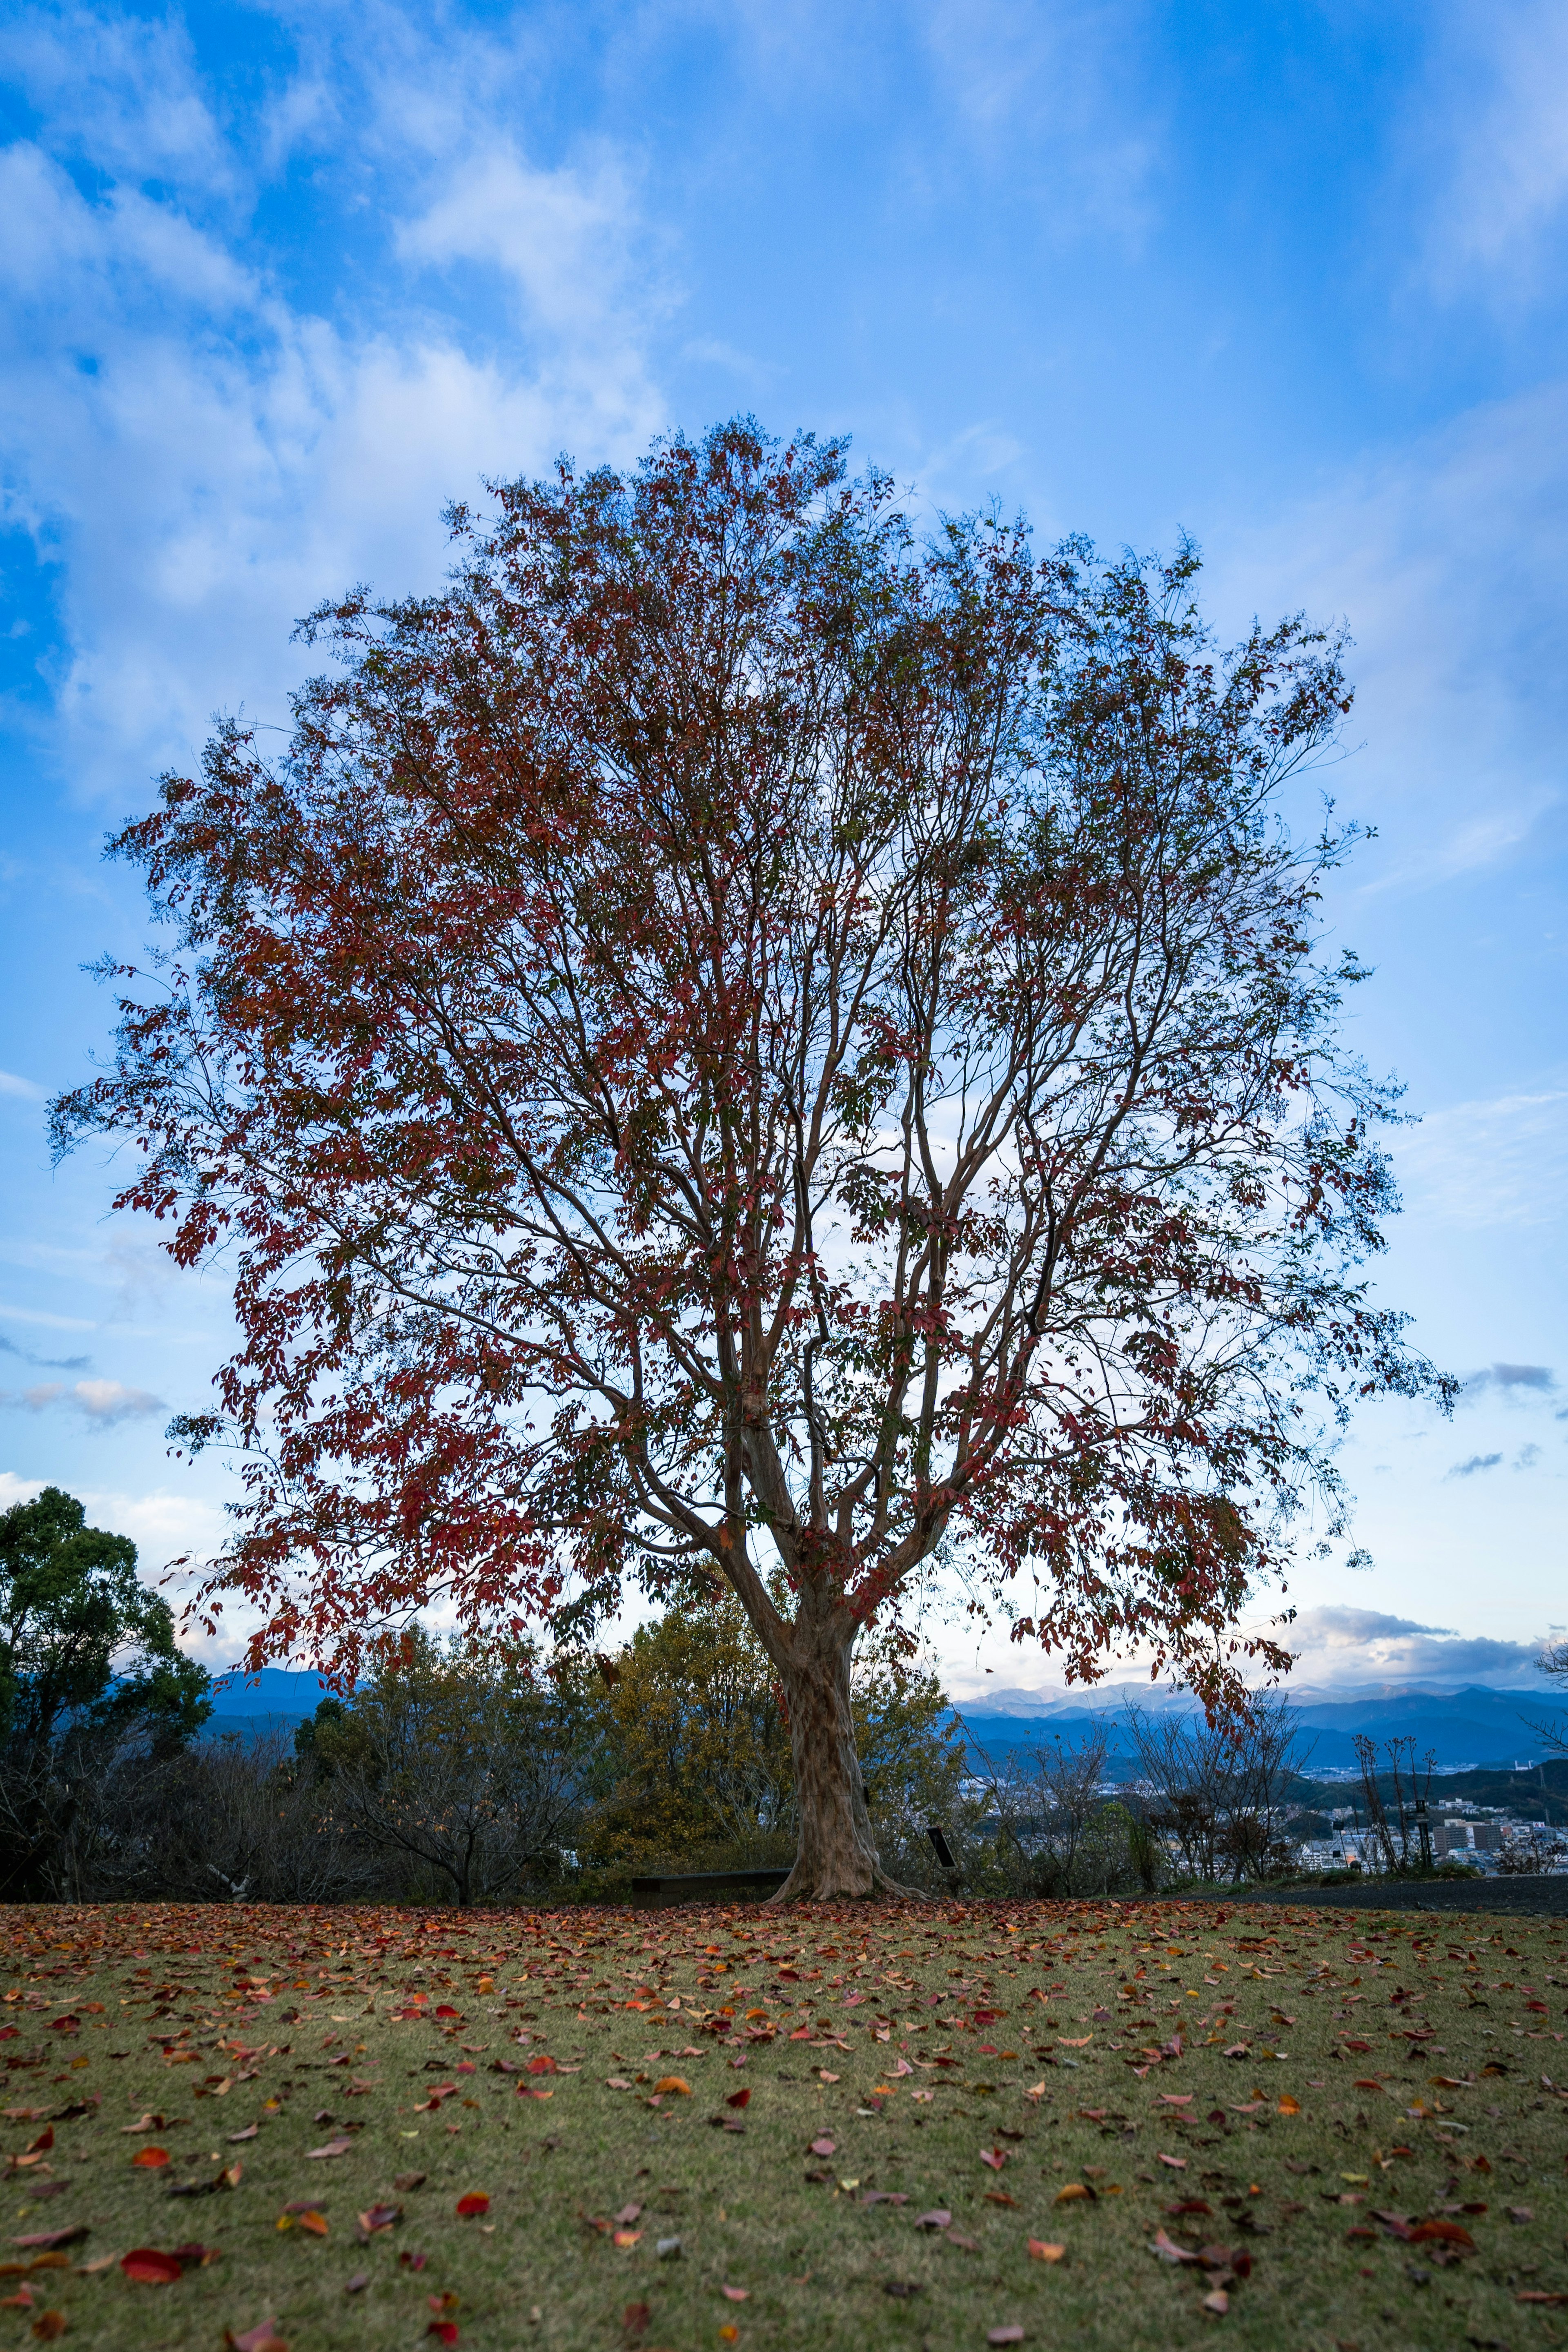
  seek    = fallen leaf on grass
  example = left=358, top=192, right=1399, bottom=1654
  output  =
left=914, top=2210, right=951, bottom=2231
left=622, top=2303, right=651, bottom=2341
left=30, top=2314, right=65, bottom=2341
left=1148, top=2230, right=1199, bottom=2265
left=1201, top=2288, right=1229, bottom=2316
left=455, top=2194, right=489, bottom=2218
left=1028, top=2239, right=1065, bottom=2262
left=1277, top=2096, right=1300, bottom=2116
left=356, top=2206, right=401, bottom=2240
left=726, top=2089, right=750, bottom=2109
left=809, top=2138, right=835, bottom=2157
left=1054, top=2184, right=1094, bottom=2205
left=227, top=2125, right=259, bottom=2143
left=721, top=2286, right=748, bottom=2302
left=980, top=2149, right=1008, bottom=2171
left=345, top=2272, right=369, bottom=2295
left=426, top=2325, right=458, bottom=2347
left=305, top=2138, right=353, bottom=2160
left=223, top=2323, right=288, bottom=2352
left=394, top=2172, right=427, bottom=2193
left=651, top=2078, right=690, bottom=2097
left=121, top=2249, right=184, bottom=2285
left=1157, top=2154, right=1188, bottom=2171
left=988, top=2331, right=1025, bottom=2346
left=984, top=2192, right=1018, bottom=2208
left=130, top=2147, right=169, bottom=2169
left=11, top=2231, right=87, bottom=2253
left=1407, top=2219, right=1474, bottom=2251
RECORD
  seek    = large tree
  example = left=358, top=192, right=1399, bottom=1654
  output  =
left=55, top=421, right=1447, bottom=1900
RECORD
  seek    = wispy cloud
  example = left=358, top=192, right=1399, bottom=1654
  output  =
left=0, top=1070, right=44, bottom=1100
left=1467, top=1361, right=1557, bottom=1395
left=1394, top=1088, right=1568, bottom=1233
left=1412, top=0, right=1568, bottom=301
left=1448, top=1451, right=1503, bottom=1479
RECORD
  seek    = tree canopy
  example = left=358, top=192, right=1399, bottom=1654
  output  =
left=0, top=1486, right=210, bottom=1895
left=53, top=419, right=1449, bottom=1896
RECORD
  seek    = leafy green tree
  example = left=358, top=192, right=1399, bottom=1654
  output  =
left=296, top=1629, right=588, bottom=1907
left=0, top=1486, right=211, bottom=1895
left=579, top=1588, right=964, bottom=1879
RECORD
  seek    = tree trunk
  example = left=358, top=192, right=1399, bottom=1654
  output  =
left=767, top=1624, right=922, bottom=1905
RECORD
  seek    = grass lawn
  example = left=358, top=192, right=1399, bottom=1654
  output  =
left=1, top=1896, right=1564, bottom=2350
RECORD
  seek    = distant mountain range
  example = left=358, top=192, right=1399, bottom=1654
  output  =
left=199, top=1662, right=1566, bottom=1778
left=946, top=1680, right=1564, bottom=1777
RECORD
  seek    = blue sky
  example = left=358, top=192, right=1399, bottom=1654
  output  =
left=0, top=0, right=1565, bottom=1695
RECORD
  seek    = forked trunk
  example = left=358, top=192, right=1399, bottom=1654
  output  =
left=767, top=1628, right=922, bottom=1904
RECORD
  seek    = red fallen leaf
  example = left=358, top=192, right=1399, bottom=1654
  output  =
left=455, top=2194, right=490, bottom=2218
left=131, top=2147, right=170, bottom=2169
left=357, top=2205, right=402, bottom=2238
left=24, top=2131, right=52, bottom=2156
left=1167, top=2201, right=1213, bottom=2217
left=984, top=2191, right=1018, bottom=2207
left=296, top=2211, right=329, bottom=2237
left=623, top=2302, right=651, bottom=2340
left=434, top=2007, right=461, bottom=2020
left=1027, top=2240, right=1065, bottom=2262
left=720, top=2286, right=748, bottom=2301
left=980, top=2149, right=1008, bottom=2171
left=426, top=2324, right=459, bottom=2345
left=726, top=2088, right=751, bottom=2109
left=1341, top=2039, right=1372, bottom=2054
left=1518, top=2292, right=1568, bottom=2307
left=1408, top=2219, right=1475, bottom=2250
left=12, top=2228, right=88, bottom=2252
left=0, top=2032, right=16, bottom=2044
left=526, top=2055, right=557, bottom=2076
left=31, top=2315, right=66, bottom=2341
left=121, top=2248, right=184, bottom=2284
left=809, top=2137, right=835, bottom=2157
left=46, top=2020, right=78, bottom=2035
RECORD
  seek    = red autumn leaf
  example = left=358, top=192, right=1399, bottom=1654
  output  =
left=30, top=2315, right=66, bottom=2341
left=121, top=2249, right=184, bottom=2285
left=130, top=2147, right=170, bottom=2169
left=809, top=2138, right=835, bottom=2157
left=434, top=2007, right=461, bottom=2019
left=980, top=2149, right=1007, bottom=2171
left=225, top=2322, right=288, bottom=2352
left=1408, top=2219, right=1476, bottom=2251
left=726, top=2088, right=751, bottom=2109
left=24, top=2130, right=53, bottom=2155
left=455, top=2194, right=490, bottom=2217
left=426, top=2324, right=459, bottom=2346
left=526, top=2055, right=557, bottom=2076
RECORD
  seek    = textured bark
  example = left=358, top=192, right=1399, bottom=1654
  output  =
left=767, top=1624, right=921, bottom=1904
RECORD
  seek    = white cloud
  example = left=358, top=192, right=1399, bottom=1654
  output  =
left=9, top=1376, right=162, bottom=1422
left=0, top=18, right=666, bottom=806
left=0, top=1070, right=44, bottom=1100
left=1285, top=1603, right=1544, bottom=1686
left=70, top=1376, right=162, bottom=1422
left=0, top=1471, right=45, bottom=1512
